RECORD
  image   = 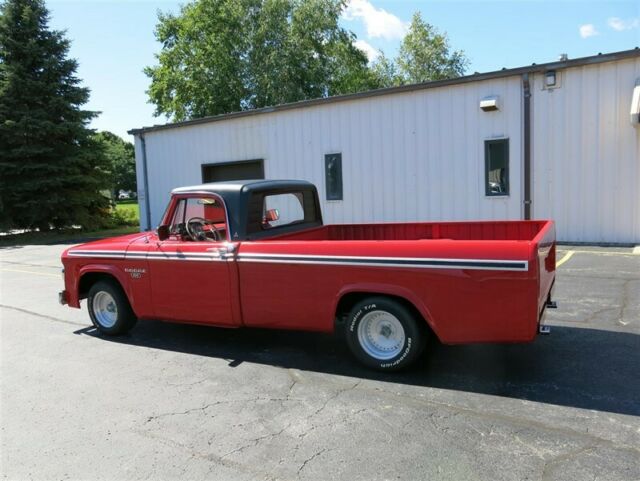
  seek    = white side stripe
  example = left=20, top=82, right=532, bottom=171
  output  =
left=67, top=250, right=529, bottom=271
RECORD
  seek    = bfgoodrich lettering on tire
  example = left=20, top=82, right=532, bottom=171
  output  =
left=345, top=296, right=426, bottom=371
left=87, top=280, right=137, bottom=335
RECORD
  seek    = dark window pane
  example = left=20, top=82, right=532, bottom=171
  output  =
left=485, top=139, right=509, bottom=196
left=325, top=153, right=343, bottom=200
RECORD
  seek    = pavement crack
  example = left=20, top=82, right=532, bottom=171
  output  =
left=297, top=448, right=327, bottom=475
left=541, top=444, right=598, bottom=481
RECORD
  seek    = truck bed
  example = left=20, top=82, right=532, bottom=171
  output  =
left=269, top=220, right=548, bottom=242
left=238, top=219, right=556, bottom=344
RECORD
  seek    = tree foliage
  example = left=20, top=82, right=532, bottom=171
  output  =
left=395, top=12, right=468, bottom=85
left=0, top=0, right=110, bottom=230
left=145, top=0, right=381, bottom=121
left=94, top=131, right=136, bottom=196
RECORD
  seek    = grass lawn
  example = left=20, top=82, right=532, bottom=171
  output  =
left=115, top=201, right=140, bottom=223
left=0, top=202, right=142, bottom=247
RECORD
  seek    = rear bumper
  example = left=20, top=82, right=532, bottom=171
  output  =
left=538, top=283, right=557, bottom=335
left=58, top=290, right=68, bottom=305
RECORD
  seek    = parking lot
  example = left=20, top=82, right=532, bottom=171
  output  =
left=1, top=242, right=639, bottom=480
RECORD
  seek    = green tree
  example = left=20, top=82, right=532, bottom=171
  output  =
left=95, top=131, right=136, bottom=196
left=370, top=52, right=400, bottom=88
left=0, top=0, right=110, bottom=231
left=145, top=0, right=379, bottom=121
left=396, top=12, right=468, bottom=84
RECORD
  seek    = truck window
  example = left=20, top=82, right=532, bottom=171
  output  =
left=169, top=197, right=227, bottom=238
left=262, top=193, right=304, bottom=229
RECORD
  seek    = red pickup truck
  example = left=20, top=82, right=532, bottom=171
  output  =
left=60, top=180, right=556, bottom=371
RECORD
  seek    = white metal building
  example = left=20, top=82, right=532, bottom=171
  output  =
left=130, top=49, right=640, bottom=244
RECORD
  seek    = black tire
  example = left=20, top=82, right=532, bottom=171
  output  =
left=345, top=297, right=426, bottom=371
left=87, top=280, right=137, bottom=335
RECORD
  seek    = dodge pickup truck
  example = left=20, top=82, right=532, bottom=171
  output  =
left=60, top=180, right=556, bottom=371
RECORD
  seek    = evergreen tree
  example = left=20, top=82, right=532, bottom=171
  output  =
left=0, top=0, right=110, bottom=231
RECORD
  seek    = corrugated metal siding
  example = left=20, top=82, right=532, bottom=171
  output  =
left=134, top=57, right=640, bottom=243
left=136, top=76, right=523, bottom=230
left=532, top=57, right=640, bottom=243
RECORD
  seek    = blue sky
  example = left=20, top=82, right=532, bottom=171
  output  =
left=48, top=0, right=640, bottom=140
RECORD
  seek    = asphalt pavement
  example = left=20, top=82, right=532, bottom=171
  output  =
left=1, top=242, right=639, bottom=480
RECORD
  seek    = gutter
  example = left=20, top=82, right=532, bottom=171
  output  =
left=139, top=134, right=152, bottom=231
left=522, top=73, right=532, bottom=220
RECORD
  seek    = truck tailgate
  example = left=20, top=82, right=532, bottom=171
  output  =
left=533, top=221, right=556, bottom=316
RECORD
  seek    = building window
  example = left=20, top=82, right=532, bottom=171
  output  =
left=485, top=139, right=509, bottom=196
left=325, top=153, right=343, bottom=200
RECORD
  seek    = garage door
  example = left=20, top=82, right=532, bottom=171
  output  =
left=202, top=160, right=264, bottom=183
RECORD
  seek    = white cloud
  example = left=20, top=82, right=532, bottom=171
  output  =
left=579, top=24, right=598, bottom=38
left=343, top=0, right=408, bottom=40
left=354, top=39, right=380, bottom=62
left=607, top=17, right=639, bottom=31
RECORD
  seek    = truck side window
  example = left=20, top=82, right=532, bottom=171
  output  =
left=485, top=139, right=509, bottom=196
left=169, top=197, right=227, bottom=238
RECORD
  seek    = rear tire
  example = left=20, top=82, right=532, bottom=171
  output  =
left=87, top=280, right=137, bottom=335
left=345, top=297, right=425, bottom=371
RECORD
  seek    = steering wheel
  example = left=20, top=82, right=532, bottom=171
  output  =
left=185, top=217, right=221, bottom=242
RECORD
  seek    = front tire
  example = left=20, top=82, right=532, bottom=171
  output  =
left=345, top=297, right=425, bottom=371
left=87, top=280, right=137, bottom=335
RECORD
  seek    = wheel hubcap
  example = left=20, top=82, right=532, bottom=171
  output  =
left=357, top=310, right=406, bottom=360
left=93, top=291, right=118, bottom=328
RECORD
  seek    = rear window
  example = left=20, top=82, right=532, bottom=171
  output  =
left=246, top=189, right=320, bottom=238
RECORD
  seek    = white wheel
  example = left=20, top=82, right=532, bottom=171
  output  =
left=87, top=280, right=137, bottom=335
left=357, top=310, right=406, bottom=360
left=92, top=291, right=118, bottom=328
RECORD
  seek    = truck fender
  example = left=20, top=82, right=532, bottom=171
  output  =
left=333, top=283, right=439, bottom=337
left=74, top=264, right=137, bottom=314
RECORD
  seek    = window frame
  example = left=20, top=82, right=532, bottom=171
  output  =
left=484, top=138, right=510, bottom=197
left=324, top=153, right=343, bottom=201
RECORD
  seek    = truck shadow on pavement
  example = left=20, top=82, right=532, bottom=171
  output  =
left=75, top=321, right=640, bottom=417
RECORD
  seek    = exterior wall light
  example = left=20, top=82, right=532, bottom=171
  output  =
left=480, top=95, right=500, bottom=112
left=545, top=71, right=557, bottom=87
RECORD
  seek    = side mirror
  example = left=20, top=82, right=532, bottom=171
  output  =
left=157, top=225, right=170, bottom=241
left=264, top=208, right=279, bottom=222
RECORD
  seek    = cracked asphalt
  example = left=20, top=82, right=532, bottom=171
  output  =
left=1, top=243, right=639, bottom=480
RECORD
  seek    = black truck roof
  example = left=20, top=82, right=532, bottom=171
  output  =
left=171, top=179, right=322, bottom=241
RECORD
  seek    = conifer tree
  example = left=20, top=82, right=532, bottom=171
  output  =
left=0, top=0, right=109, bottom=230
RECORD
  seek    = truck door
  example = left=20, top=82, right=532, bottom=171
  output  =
left=147, top=195, right=237, bottom=326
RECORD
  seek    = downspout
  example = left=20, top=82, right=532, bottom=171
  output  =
left=522, top=73, right=532, bottom=220
left=140, top=134, right=152, bottom=231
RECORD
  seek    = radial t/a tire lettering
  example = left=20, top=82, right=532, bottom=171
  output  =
left=345, top=297, right=426, bottom=371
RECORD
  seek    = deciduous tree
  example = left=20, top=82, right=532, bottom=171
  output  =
left=145, top=0, right=379, bottom=121
left=95, top=131, right=137, bottom=197
left=396, top=12, right=468, bottom=84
